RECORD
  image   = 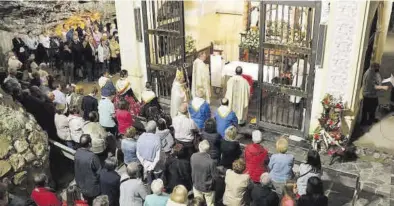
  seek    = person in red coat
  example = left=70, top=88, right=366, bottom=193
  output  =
left=31, top=173, right=61, bottom=206
left=244, top=130, right=269, bottom=183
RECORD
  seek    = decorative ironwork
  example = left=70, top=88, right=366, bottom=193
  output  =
left=134, top=8, right=143, bottom=42
left=257, top=1, right=321, bottom=137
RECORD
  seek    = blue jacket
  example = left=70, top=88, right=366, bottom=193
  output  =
left=101, top=80, right=116, bottom=97
left=215, top=110, right=238, bottom=137
left=188, top=101, right=211, bottom=129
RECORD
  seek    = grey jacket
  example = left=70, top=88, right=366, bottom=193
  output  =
left=191, top=152, right=217, bottom=192
left=296, top=163, right=321, bottom=195
left=156, top=129, right=175, bottom=153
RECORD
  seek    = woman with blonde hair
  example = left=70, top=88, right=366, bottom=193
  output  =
left=166, top=185, right=188, bottom=206
left=70, top=85, right=84, bottom=115
left=223, top=158, right=250, bottom=206
left=220, top=126, right=242, bottom=169
left=268, top=137, right=295, bottom=194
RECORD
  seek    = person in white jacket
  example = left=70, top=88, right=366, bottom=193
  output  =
left=68, top=106, right=85, bottom=146
left=54, top=104, right=73, bottom=148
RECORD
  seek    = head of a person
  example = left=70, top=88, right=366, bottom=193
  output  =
left=63, top=24, right=68, bottom=30
left=170, top=185, right=188, bottom=205
left=124, top=127, right=137, bottom=139
left=69, top=106, right=80, bottom=116
left=7, top=67, right=17, bottom=76
left=104, top=156, right=117, bottom=172
left=117, top=100, right=129, bottom=111
left=90, top=86, right=98, bottom=95
left=224, top=126, right=237, bottom=141
left=145, top=121, right=157, bottom=133
left=0, top=182, right=8, bottom=205
left=178, top=103, right=188, bottom=115
left=73, top=34, right=79, bottom=42
left=100, top=38, right=106, bottom=45
left=276, top=136, right=288, bottom=154
left=198, top=52, right=206, bottom=61
left=47, top=92, right=55, bottom=102
left=188, top=197, right=205, bottom=206
left=151, top=179, right=165, bottom=196
left=93, top=195, right=109, bottom=206
left=306, top=176, right=324, bottom=196
left=120, top=70, right=128, bottom=78
left=283, top=180, right=297, bottom=199
left=75, top=85, right=84, bottom=95
left=232, top=158, right=246, bottom=174
left=33, top=173, right=47, bottom=187
left=204, top=118, right=216, bottom=133
left=29, top=53, right=35, bottom=60
left=55, top=104, right=67, bottom=115
left=196, top=88, right=205, bottom=99
left=235, top=66, right=243, bottom=75
left=66, top=185, right=82, bottom=205
left=172, top=143, right=186, bottom=159
left=113, top=31, right=118, bottom=37
left=306, top=149, right=322, bottom=172
left=79, top=134, right=92, bottom=149
left=371, top=62, right=380, bottom=72
left=55, top=83, right=62, bottom=91
left=157, top=118, right=168, bottom=131
left=252, top=130, right=263, bottom=144
left=88, top=111, right=99, bottom=122
left=198, top=140, right=210, bottom=153
left=145, top=82, right=152, bottom=90
left=32, top=71, right=40, bottom=80
left=126, top=162, right=141, bottom=179
left=260, top=172, right=272, bottom=187
left=102, top=71, right=109, bottom=78
left=39, top=63, right=47, bottom=71
left=221, top=98, right=229, bottom=106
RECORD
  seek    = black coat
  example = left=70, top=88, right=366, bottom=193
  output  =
left=74, top=148, right=102, bottom=198
left=72, top=41, right=84, bottom=64
left=81, top=95, right=98, bottom=120
left=100, top=169, right=120, bottom=206
left=201, top=131, right=221, bottom=161
left=164, top=156, right=192, bottom=193
left=297, top=194, right=328, bottom=206
left=219, top=140, right=242, bottom=169
left=250, top=184, right=279, bottom=206
left=83, top=43, right=95, bottom=63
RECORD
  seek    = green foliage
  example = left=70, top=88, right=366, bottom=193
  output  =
left=185, top=35, right=196, bottom=55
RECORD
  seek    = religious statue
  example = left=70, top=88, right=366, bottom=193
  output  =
left=250, top=7, right=259, bottom=28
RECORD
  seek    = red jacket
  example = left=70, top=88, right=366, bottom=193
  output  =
left=31, top=187, right=61, bottom=206
left=244, top=143, right=269, bottom=182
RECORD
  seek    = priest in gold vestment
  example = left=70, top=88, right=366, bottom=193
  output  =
left=225, top=66, right=250, bottom=123
left=192, top=52, right=211, bottom=103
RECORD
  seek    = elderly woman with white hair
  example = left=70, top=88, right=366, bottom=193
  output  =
left=250, top=173, right=280, bottom=206
left=220, top=126, right=242, bottom=169
left=137, top=121, right=163, bottom=184
left=244, top=130, right=269, bottom=183
left=144, top=179, right=170, bottom=205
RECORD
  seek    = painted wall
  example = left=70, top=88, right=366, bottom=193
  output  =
left=184, top=1, right=244, bottom=61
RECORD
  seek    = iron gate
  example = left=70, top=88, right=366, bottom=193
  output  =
left=141, top=0, right=186, bottom=99
left=257, top=1, right=321, bottom=137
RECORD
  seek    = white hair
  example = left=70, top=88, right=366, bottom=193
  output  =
left=252, top=130, right=263, bottom=144
left=93, top=195, right=109, bottom=206
left=260, top=172, right=271, bottom=186
left=151, top=179, right=164, bottom=195
left=198, top=140, right=210, bottom=153
left=145, top=121, right=157, bottom=133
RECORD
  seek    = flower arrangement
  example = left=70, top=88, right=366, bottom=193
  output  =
left=239, top=29, right=260, bottom=52
left=312, top=94, right=347, bottom=154
left=185, top=35, right=196, bottom=55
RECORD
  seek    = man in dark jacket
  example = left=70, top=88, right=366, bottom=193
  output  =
left=250, top=172, right=279, bottom=206
left=201, top=118, right=221, bottom=164
left=100, top=156, right=120, bottom=206
left=71, top=35, right=84, bottom=80
left=164, top=144, right=192, bottom=193
left=190, top=140, right=217, bottom=206
left=74, top=134, right=101, bottom=205
left=82, top=36, right=96, bottom=81
left=81, top=87, right=99, bottom=120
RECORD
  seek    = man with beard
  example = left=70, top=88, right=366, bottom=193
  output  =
left=361, top=63, right=389, bottom=125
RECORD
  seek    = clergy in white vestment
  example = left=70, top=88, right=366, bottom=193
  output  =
left=170, top=69, right=190, bottom=118
left=192, top=52, right=211, bottom=103
left=225, top=66, right=250, bottom=123
left=289, top=57, right=310, bottom=104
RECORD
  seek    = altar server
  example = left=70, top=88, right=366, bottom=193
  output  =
left=192, top=52, right=211, bottom=103
left=215, top=98, right=238, bottom=137
left=188, top=88, right=211, bottom=129
left=225, top=66, right=250, bottom=123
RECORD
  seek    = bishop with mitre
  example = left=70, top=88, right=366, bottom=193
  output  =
left=225, top=66, right=251, bottom=123
left=192, top=52, right=211, bottom=103
left=170, top=69, right=190, bottom=118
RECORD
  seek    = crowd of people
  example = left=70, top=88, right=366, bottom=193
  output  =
left=0, top=16, right=331, bottom=206
left=7, top=17, right=120, bottom=85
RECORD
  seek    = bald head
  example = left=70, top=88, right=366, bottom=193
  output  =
left=235, top=66, right=243, bottom=75
left=221, top=98, right=229, bottom=106
left=79, top=134, right=92, bottom=148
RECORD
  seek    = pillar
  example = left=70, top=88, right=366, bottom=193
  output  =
left=115, top=0, right=147, bottom=101
left=372, top=1, right=393, bottom=64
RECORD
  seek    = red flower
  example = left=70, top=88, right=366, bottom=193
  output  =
left=328, top=120, right=334, bottom=125
left=313, top=133, right=320, bottom=140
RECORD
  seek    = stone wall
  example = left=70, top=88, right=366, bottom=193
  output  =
left=0, top=88, right=50, bottom=195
